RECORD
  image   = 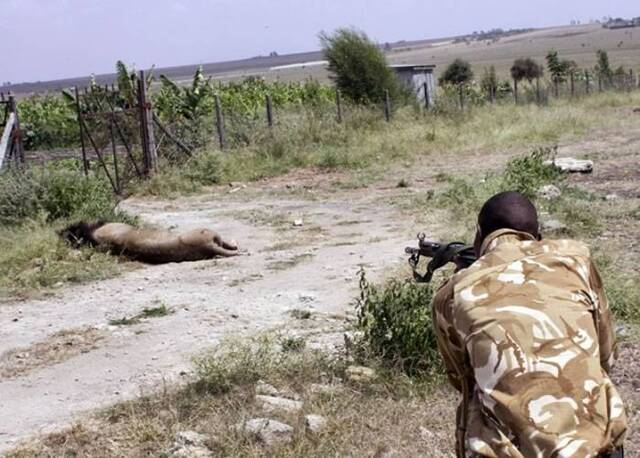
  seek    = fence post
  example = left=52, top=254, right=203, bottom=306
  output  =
left=266, top=94, right=274, bottom=129
left=108, top=114, right=121, bottom=195
left=628, top=69, right=634, bottom=93
left=74, top=87, right=89, bottom=176
left=535, top=77, right=541, bottom=104
left=384, top=89, right=391, bottom=122
left=423, top=82, right=430, bottom=110
left=137, top=70, right=157, bottom=176
left=458, top=85, right=464, bottom=111
left=7, top=96, right=24, bottom=165
left=569, top=71, right=575, bottom=98
left=598, top=74, right=602, bottom=92
left=336, top=90, right=343, bottom=123
left=585, top=70, right=590, bottom=95
left=513, top=79, right=519, bottom=105
left=214, top=94, right=225, bottom=149
left=554, top=79, right=559, bottom=98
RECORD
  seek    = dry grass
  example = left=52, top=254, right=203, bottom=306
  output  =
left=5, top=336, right=456, bottom=457
left=0, top=327, right=105, bottom=380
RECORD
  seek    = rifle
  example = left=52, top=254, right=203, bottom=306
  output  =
left=405, top=233, right=476, bottom=283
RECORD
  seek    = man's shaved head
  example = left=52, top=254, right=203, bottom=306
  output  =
left=474, top=191, right=539, bottom=255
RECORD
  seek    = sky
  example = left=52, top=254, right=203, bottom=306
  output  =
left=2, top=0, right=637, bottom=83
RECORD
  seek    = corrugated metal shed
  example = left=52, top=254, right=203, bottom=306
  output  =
left=391, top=64, right=437, bottom=106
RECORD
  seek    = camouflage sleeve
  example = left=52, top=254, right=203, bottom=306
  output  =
left=588, top=259, right=617, bottom=373
left=432, top=279, right=466, bottom=392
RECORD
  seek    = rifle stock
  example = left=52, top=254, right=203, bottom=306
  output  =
left=405, top=233, right=476, bottom=283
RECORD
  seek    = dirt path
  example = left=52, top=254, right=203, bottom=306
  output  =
left=0, top=185, right=421, bottom=453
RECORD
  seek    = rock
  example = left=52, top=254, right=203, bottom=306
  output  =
left=605, top=194, right=619, bottom=201
left=168, top=431, right=214, bottom=458
left=346, top=365, right=377, bottom=382
left=537, top=184, right=561, bottom=200
left=544, top=157, right=593, bottom=173
left=256, top=380, right=280, bottom=396
left=293, top=219, right=304, bottom=227
left=256, top=395, right=303, bottom=414
left=237, top=418, right=294, bottom=446
left=616, top=324, right=627, bottom=337
left=540, top=219, right=568, bottom=235
left=418, top=426, right=435, bottom=441
left=308, top=383, right=342, bottom=396
left=305, top=414, right=328, bottom=433
left=298, top=293, right=316, bottom=303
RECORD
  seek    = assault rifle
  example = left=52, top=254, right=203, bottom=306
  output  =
left=405, top=233, right=476, bottom=283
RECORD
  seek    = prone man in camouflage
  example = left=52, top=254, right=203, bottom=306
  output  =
left=432, top=191, right=627, bottom=457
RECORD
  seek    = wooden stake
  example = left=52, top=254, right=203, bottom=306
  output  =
left=214, top=94, right=225, bottom=149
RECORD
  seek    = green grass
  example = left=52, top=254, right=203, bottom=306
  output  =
left=108, top=303, right=173, bottom=326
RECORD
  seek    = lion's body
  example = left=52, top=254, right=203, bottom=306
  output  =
left=61, top=222, right=239, bottom=264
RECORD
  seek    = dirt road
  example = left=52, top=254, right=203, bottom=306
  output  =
left=0, top=183, right=420, bottom=453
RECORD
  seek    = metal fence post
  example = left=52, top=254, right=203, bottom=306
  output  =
left=423, top=82, right=430, bottom=110
left=214, top=94, right=225, bottom=149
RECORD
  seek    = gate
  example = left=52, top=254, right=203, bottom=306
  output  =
left=0, top=94, right=25, bottom=169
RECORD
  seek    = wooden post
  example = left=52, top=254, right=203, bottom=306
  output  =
left=569, top=71, right=575, bottom=98
left=384, top=89, right=391, bottom=121
left=108, top=114, right=121, bottom=195
left=598, top=74, right=602, bottom=92
left=137, top=70, right=157, bottom=176
left=585, top=70, right=590, bottom=95
left=628, top=69, right=634, bottom=92
left=513, top=79, right=519, bottom=104
left=7, top=96, right=24, bottom=164
left=423, top=82, right=430, bottom=110
left=266, top=94, right=274, bottom=128
left=336, top=90, right=343, bottom=123
left=74, top=87, right=89, bottom=176
left=458, top=85, right=464, bottom=110
left=214, top=94, right=225, bottom=149
left=536, top=77, right=541, bottom=104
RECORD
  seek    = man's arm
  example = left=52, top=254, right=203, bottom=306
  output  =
left=432, top=279, right=466, bottom=392
left=588, top=259, right=617, bottom=373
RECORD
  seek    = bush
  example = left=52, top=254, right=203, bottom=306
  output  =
left=501, top=147, right=564, bottom=198
left=0, top=164, right=126, bottom=226
left=439, top=59, right=474, bottom=86
left=320, top=28, right=404, bottom=104
left=18, top=94, right=78, bottom=151
left=354, top=269, right=443, bottom=375
left=510, top=58, right=544, bottom=84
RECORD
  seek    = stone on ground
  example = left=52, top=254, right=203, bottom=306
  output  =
left=168, top=431, right=214, bottom=458
left=256, top=394, right=303, bottom=414
left=544, top=157, right=593, bottom=173
left=305, top=414, right=328, bottom=433
left=346, top=365, right=377, bottom=382
left=255, top=380, right=280, bottom=396
left=540, top=219, right=568, bottom=235
left=237, top=418, right=294, bottom=446
left=537, top=184, right=561, bottom=200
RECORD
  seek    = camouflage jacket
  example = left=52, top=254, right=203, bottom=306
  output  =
left=432, top=229, right=627, bottom=457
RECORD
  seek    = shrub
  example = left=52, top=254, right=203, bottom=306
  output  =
left=354, top=269, right=443, bottom=375
left=0, top=164, right=126, bottom=226
left=500, top=147, right=564, bottom=198
left=18, top=94, right=78, bottom=151
left=320, top=28, right=403, bottom=104
left=510, top=58, right=544, bottom=84
left=439, top=59, right=474, bottom=86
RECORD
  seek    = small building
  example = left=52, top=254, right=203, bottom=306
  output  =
left=391, top=64, right=437, bottom=106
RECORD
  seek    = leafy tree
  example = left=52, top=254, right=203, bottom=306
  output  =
left=439, top=59, right=474, bottom=86
left=510, top=58, right=544, bottom=83
left=546, top=50, right=568, bottom=83
left=595, top=50, right=613, bottom=79
left=319, top=28, right=402, bottom=104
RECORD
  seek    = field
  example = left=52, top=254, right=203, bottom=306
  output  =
left=2, top=22, right=640, bottom=458
left=7, top=24, right=640, bottom=95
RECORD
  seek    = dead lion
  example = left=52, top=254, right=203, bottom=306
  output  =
left=59, top=221, right=240, bottom=264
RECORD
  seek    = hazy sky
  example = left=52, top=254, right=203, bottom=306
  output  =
left=2, top=0, right=637, bottom=83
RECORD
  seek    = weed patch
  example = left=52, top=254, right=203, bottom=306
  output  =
left=109, top=303, right=173, bottom=326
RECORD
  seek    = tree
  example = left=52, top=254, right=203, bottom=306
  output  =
left=319, top=28, right=402, bottom=104
left=510, top=58, right=543, bottom=84
left=480, top=66, right=498, bottom=101
left=439, top=59, right=474, bottom=86
left=595, top=50, right=613, bottom=80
